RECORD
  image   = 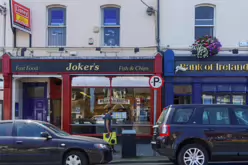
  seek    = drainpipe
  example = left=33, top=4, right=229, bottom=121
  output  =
left=156, top=0, right=160, bottom=52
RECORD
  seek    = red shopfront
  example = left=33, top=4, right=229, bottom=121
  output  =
left=2, top=53, right=163, bottom=137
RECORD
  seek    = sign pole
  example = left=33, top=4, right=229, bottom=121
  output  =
left=153, top=89, right=157, bottom=156
left=149, top=75, right=164, bottom=157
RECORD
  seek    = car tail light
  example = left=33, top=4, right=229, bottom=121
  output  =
left=160, top=124, right=170, bottom=137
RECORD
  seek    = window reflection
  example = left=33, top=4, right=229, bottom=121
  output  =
left=71, top=87, right=151, bottom=135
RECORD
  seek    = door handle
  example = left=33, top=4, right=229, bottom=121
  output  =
left=16, top=141, right=23, bottom=144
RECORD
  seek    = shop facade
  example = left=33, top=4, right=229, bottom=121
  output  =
left=163, top=49, right=248, bottom=106
left=3, top=53, right=162, bottom=137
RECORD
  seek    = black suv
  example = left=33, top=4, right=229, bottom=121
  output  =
left=151, top=104, right=248, bottom=165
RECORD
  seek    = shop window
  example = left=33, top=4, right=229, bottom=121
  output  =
left=216, top=95, right=231, bottom=104
left=174, top=85, right=192, bottom=104
left=202, top=95, right=215, bottom=104
left=71, top=87, right=151, bottom=135
left=217, top=85, right=231, bottom=92
left=232, top=85, right=247, bottom=92
left=174, top=85, right=192, bottom=94
left=202, top=84, right=216, bottom=92
left=202, top=77, right=247, bottom=83
left=48, top=7, right=66, bottom=46
left=27, top=87, right=45, bottom=98
left=101, top=6, right=120, bottom=46
left=195, top=5, right=214, bottom=39
left=233, top=95, right=246, bottom=105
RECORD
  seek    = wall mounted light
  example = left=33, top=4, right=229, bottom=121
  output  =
left=134, top=47, right=140, bottom=53
left=191, top=49, right=197, bottom=55
left=58, top=47, right=64, bottom=51
left=21, top=47, right=27, bottom=56
left=95, top=47, right=101, bottom=51
left=232, top=49, right=239, bottom=54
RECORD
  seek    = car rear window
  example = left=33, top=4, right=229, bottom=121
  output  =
left=157, top=108, right=170, bottom=124
left=172, top=108, right=194, bottom=124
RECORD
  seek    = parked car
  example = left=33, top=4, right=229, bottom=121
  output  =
left=151, top=104, right=248, bottom=165
left=0, top=120, right=112, bottom=165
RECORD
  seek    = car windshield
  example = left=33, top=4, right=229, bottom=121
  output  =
left=41, top=123, right=70, bottom=136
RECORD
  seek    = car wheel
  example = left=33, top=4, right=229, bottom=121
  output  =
left=64, top=151, right=88, bottom=165
left=177, top=144, right=208, bottom=165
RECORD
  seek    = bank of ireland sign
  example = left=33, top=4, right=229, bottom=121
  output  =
left=175, top=61, right=248, bottom=73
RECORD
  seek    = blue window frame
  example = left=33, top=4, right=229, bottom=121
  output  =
left=48, top=7, right=66, bottom=46
left=102, top=7, right=120, bottom=46
left=195, top=6, right=214, bottom=39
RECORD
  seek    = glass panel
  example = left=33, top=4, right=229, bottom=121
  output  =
left=202, top=77, right=247, bottom=83
left=202, top=107, right=230, bottom=125
left=104, top=27, right=120, bottom=46
left=16, top=122, right=46, bottom=137
left=202, top=95, right=215, bottom=104
left=51, top=99, right=61, bottom=128
left=195, top=19, right=213, bottom=25
left=232, top=95, right=246, bottom=105
left=195, top=6, right=214, bottom=19
left=112, top=77, right=150, bottom=87
left=71, top=87, right=151, bottom=135
left=174, top=96, right=192, bottom=104
left=48, top=27, right=66, bottom=46
left=103, top=8, right=120, bottom=26
left=0, top=122, right=13, bottom=136
left=172, top=108, right=194, bottom=123
left=0, top=103, right=2, bottom=120
left=232, top=85, right=247, bottom=92
left=27, top=87, right=45, bottom=98
left=48, top=8, right=66, bottom=26
left=174, top=85, right=192, bottom=94
left=216, top=95, right=231, bottom=104
left=233, top=108, right=248, bottom=125
left=217, top=85, right=231, bottom=92
left=72, top=76, right=110, bottom=87
left=195, top=27, right=214, bottom=39
left=71, top=125, right=150, bottom=135
left=173, top=77, right=193, bottom=82
left=202, top=85, right=216, bottom=92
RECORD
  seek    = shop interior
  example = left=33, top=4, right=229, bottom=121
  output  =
left=71, top=76, right=152, bottom=135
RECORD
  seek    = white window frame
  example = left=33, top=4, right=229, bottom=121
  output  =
left=194, top=5, right=215, bottom=39
left=101, top=5, right=121, bottom=47
left=47, top=6, right=67, bottom=47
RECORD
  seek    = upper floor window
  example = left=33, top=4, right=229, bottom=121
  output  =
left=101, top=7, right=120, bottom=47
left=195, top=6, right=214, bottom=39
left=48, top=7, right=66, bottom=47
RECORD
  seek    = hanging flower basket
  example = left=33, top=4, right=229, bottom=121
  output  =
left=192, top=35, right=222, bottom=59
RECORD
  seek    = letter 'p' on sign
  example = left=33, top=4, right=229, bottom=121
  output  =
left=149, top=75, right=164, bottom=90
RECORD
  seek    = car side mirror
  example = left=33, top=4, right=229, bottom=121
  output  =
left=40, top=132, right=52, bottom=139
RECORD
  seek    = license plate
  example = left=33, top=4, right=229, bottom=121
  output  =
left=151, top=141, right=156, bottom=144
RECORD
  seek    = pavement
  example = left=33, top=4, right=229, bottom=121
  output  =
left=103, top=144, right=248, bottom=165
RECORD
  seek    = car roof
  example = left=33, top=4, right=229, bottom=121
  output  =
left=0, top=120, right=48, bottom=124
left=168, top=104, right=248, bottom=108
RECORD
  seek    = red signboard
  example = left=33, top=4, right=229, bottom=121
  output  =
left=11, top=0, right=31, bottom=33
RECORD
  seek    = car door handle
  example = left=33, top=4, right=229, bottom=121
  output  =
left=16, top=141, right=23, bottom=144
left=204, top=128, right=215, bottom=132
